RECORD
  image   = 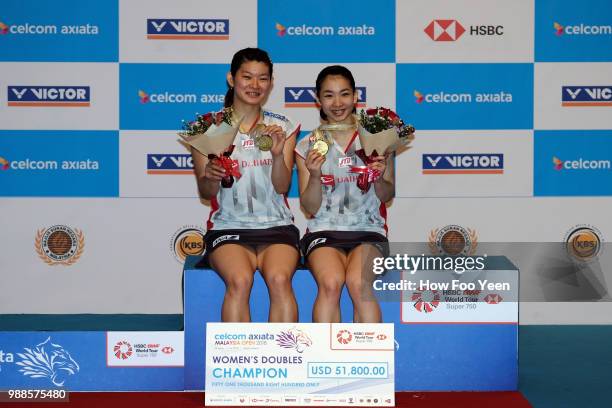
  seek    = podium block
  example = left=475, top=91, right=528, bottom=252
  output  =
left=183, top=256, right=518, bottom=391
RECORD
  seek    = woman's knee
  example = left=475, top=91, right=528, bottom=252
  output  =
left=317, top=274, right=344, bottom=299
left=264, top=269, right=294, bottom=293
left=346, top=273, right=365, bottom=299
left=225, top=272, right=254, bottom=295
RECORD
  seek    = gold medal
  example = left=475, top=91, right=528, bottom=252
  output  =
left=249, top=124, right=273, bottom=152
left=256, top=134, right=273, bottom=151
left=312, top=140, right=329, bottom=156
left=309, top=128, right=332, bottom=156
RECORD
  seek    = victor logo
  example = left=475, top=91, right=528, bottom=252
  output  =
left=8, top=86, right=90, bottom=107
left=562, top=86, right=612, bottom=106
left=147, top=154, right=193, bottom=174
left=423, top=154, right=504, bottom=174
left=285, top=87, right=366, bottom=107
left=147, top=19, right=229, bottom=40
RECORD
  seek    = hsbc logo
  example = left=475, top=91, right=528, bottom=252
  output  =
left=424, top=19, right=503, bottom=41
left=285, top=87, right=366, bottom=107
left=484, top=294, right=503, bottom=304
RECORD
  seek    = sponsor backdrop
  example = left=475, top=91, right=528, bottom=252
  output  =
left=1, top=0, right=612, bottom=325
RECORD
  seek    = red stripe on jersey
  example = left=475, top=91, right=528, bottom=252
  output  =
left=206, top=196, right=220, bottom=230
left=288, top=124, right=301, bottom=139
left=344, top=131, right=359, bottom=154
left=379, top=202, right=389, bottom=236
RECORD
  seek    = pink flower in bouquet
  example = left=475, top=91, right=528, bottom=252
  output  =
left=179, top=107, right=233, bottom=138
left=359, top=107, right=414, bottom=141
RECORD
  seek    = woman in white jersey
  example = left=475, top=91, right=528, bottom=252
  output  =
left=295, top=65, right=394, bottom=323
left=191, top=48, right=301, bottom=322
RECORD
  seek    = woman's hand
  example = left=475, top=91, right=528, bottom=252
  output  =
left=369, top=155, right=387, bottom=179
left=305, top=149, right=325, bottom=177
left=204, top=159, right=227, bottom=182
left=264, top=124, right=286, bottom=157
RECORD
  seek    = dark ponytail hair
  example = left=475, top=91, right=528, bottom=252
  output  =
left=315, top=65, right=357, bottom=121
left=224, top=47, right=274, bottom=108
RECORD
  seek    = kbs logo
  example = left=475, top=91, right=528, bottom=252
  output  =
left=429, top=225, right=478, bottom=256
left=137, top=89, right=223, bottom=104
left=422, top=154, right=504, bottom=174
left=284, top=87, right=366, bottom=107
left=35, top=225, right=85, bottom=266
left=562, top=86, right=612, bottom=107
left=170, top=225, right=205, bottom=263
left=553, top=156, right=611, bottom=171
left=564, top=225, right=603, bottom=262
left=147, top=154, right=193, bottom=175
left=275, top=22, right=375, bottom=37
left=554, top=21, right=612, bottom=36
left=7, top=86, right=90, bottom=107
left=413, top=89, right=512, bottom=104
left=424, top=19, right=503, bottom=41
left=147, top=19, right=229, bottom=40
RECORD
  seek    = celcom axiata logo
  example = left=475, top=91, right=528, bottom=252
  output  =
left=275, top=21, right=375, bottom=37
left=553, top=156, right=611, bottom=171
left=554, top=21, right=612, bottom=36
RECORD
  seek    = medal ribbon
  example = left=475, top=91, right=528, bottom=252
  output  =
left=351, top=149, right=382, bottom=193
left=208, top=145, right=241, bottom=188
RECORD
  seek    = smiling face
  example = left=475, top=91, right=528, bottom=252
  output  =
left=227, top=60, right=272, bottom=107
left=317, top=74, right=358, bottom=123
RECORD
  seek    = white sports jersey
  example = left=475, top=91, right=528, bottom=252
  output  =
left=207, top=110, right=300, bottom=230
left=295, top=130, right=388, bottom=236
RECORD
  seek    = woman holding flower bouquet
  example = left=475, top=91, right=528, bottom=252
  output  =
left=189, top=48, right=301, bottom=323
left=296, top=65, right=406, bottom=323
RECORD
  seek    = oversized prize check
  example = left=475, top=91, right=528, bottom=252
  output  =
left=205, top=323, right=394, bottom=406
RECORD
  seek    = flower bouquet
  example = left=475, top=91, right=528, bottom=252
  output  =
left=357, top=107, right=415, bottom=156
left=179, top=107, right=243, bottom=187
left=351, top=107, right=415, bottom=193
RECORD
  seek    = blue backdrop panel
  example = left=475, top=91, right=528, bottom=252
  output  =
left=0, top=332, right=183, bottom=391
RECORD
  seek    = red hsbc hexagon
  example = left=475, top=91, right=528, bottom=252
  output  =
left=484, top=294, right=503, bottom=304
left=424, top=19, right=466, bottom=41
